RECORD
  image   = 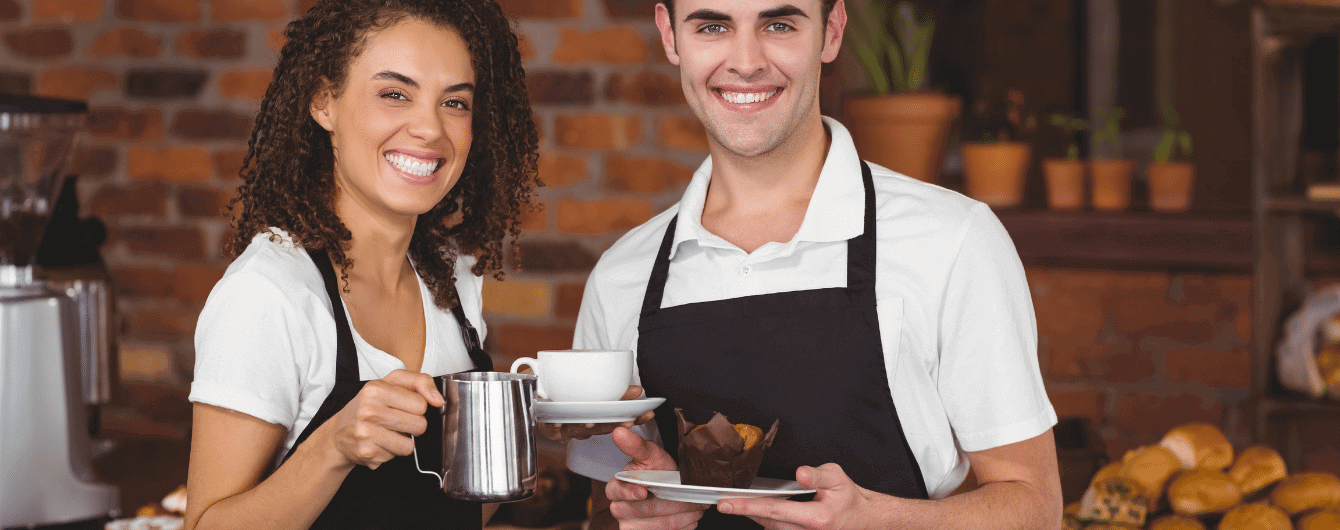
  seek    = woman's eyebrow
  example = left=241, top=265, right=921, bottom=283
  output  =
left=373, top=70, right=417, bottom=87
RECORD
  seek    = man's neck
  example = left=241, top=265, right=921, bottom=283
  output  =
left=699, top=115, right=831, bottom=253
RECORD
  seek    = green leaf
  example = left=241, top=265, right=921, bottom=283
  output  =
left=888, top=39, right=908, bottom=93
left=1179, top=131, right=1193, bottom=157
left=852, top=40, right=890, bottom=94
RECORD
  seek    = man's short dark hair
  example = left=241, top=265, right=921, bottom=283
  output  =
left=663, top=0, right=839, bottom=27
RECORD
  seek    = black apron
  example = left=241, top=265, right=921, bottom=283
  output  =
left=279, top=248, right=493, bottom=529
left=637, top=161, right=929, bottom=529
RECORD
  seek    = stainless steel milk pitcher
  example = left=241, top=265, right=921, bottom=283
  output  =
left=414, top=371, right=538, bottom=502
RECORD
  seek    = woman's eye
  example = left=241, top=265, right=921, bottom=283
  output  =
left=380, top=90, right=408, bottom=101
left=444, top=99, right=471, bottom=111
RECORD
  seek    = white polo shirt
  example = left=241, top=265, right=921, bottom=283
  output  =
left=190, top=229, right=484, bottom=456
left=566, top=117, right=1056, bottom=499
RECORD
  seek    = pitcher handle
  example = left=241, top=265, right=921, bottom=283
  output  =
left=410, top=435, right=445, bottom=488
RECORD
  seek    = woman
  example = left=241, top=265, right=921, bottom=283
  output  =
left=184, top=0, right=538, bottom=527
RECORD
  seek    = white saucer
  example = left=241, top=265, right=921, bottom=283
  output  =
left=614, top=470, right=815, bottom=504
left=534, top=397, right=665, bottom=424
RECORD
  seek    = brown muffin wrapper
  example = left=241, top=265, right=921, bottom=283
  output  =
left=675, top=408, right=779, bottom=489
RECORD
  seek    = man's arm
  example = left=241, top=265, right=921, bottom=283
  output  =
left=717, top=429, right=1063, bottom=530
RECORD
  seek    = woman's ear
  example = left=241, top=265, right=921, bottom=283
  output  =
left=310, top=81, right=335, bottom=132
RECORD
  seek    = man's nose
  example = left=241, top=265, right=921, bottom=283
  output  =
left=726, top=31, right=767, bottom=80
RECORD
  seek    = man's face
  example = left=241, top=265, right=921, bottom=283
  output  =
left=655, top=0, right=844, bottom=159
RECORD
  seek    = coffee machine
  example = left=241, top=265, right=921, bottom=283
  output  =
left=1, top=95, right=119, bottom=527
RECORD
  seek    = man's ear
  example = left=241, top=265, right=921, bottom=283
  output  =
left=821, top=0, right=848, bottom=64
left=310, top=80, right=335, bottom=132
left=654, top=3, right=680, bottom=66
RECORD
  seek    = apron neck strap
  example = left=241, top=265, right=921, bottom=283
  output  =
left=307, top=248, right=360, bottom=382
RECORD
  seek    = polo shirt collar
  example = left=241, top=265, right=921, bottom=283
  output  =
left=669, top=116, right=865, bottom=259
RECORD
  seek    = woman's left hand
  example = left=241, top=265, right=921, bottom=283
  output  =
left=717, top=463, right=874, bottom=530
left=535, top=385, right=655, bottom=442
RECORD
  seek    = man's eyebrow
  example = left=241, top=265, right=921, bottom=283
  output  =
left=759, top=5, right=808, bottom=19
left=683, top=8, right=731, bottom=23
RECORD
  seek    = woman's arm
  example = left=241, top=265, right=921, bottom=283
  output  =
left=185, top=371, right=444, bottom=530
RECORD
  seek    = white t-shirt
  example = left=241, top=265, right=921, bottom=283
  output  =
left=189, top=229, right=485, bottom=455
left=566, top=117, right=1057, bottom=499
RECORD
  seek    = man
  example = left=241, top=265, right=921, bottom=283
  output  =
left=566, top=0, right=1063, bottom=528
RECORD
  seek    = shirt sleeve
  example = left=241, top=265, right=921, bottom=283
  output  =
left=189, top=268, right=312, bottom=429
left=937, top=203, right=1056, bottom=452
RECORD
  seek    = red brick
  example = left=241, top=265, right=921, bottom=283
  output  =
left=1043, top=335, right=1154, bottom=383
left=117, top=0, right=199, bottom=21
left=210, top=0, right=286, bottom=20
left=175, top=29, right=245, bottom=59
left=657, top=115, right=709, bottom=151
left=497, top=0, right=582, bottom=17
left=553, top=27, right=647, bottom=64
left=126, top=69, right=208, bottom=99
left=0, top=71, right=28, bottom=93
left=518, top=203, right=546, bottom=232
left=128, top=147, right=212, bottom=182
left=555, top=283, right=584, bottom=319
left=4, top=28, right=73, bottom=59
left=602, top=0, right=658, bottom=17
left=556, top=198, right=654, bottom=234
left=1111, top=393, right=1225, bottom=435
left=605, top=72, right=685, bottom=106
left=33, top=0, right=101, bottom=21
left=172, top=264, right=225, bottom=303
left=218, top=69, right=271, bottom=102
left=528, top=71, right=595, bottom=105
left=172, top=109, right=252, bottom=140
left=91, top=29, right=162, bottom=57
left=296, top=0, right=317, bottom=14
left=604, top=155, right=693, bottom=193
left=1048, top=389, right=1104, bottom=424
left=554, top=114, right=642, bottom=150
left=73, top=147, right=118, bottom=177
left=112, top=266, right=174, bottom=298
left=266, top=30, right=284, bottom=51
left=109, top=227, right=207, bottom=260
left=1032, top=273, right=1108, bottom=337
left=90, top=183, right=168, bottom=217
left=518, top=242, right=596, bottom=273
left=213, top=150, right=247, bottom=182
left=518, top=34, right=535, bottom=62
left=178, top=187, right=235, bottom=218
left=0, top=0, right=17, bottom=20
left=35, top=68, right=117, bottom=100
left=88, top=108, right=163, bottom=140
left=537, top=152, right=587, bottom=187
left=1109, top=277, right=1178, bottom=335
left=496, top=324, right=575, bottom=360
left=1165, top=347, right=1251, bottom=389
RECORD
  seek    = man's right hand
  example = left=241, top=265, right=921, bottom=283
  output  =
left=606, top=427, right=708, bottom=530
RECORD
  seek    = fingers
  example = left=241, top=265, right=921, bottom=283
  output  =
left=382, top=369, right=445, bottom=408
left=797, top=463, right=850, bottom=490
left=608, top=497, right=706, bottom=528
left=612, top=427, right=677, bottom=470
left=620, top=385, right=644, bottom=400
left=720, top=497, right=824, bottom=529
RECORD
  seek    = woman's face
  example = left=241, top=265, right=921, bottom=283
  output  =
left=311, top=18, right=476, bottom=227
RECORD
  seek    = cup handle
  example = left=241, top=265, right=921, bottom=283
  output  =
left=410, top=435, right=445, bottom=488
left=509, top=357, right=548, bottom=400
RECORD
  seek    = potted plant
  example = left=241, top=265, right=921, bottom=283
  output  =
left=843, top=0, right=959, bottom=185
left=1088, top=106, right=1134, bottom=211
left=960, top=88, right=1034, bottom=208
left=1147, top=105, right=1194, bottom=212
left=1043, top=113, right=1088, bottom=210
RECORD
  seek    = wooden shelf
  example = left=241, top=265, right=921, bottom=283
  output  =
left=1259, top=395, right=1340, bottom=416
left=996, top=210, right=1254, bottom=272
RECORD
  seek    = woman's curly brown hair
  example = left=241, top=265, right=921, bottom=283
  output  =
left=226, top=0, right=540, bottom=311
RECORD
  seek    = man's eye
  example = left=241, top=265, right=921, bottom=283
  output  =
left=767, top=22, right=794, bottom=33
left=698, top=23, right=727, bottom=35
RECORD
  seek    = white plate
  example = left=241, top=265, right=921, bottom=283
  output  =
left=534, top=397, right=665, bottom=424
left=614, top=470, right=815, bottom=504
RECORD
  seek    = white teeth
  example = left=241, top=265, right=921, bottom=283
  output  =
left=722, top=90, right=776, bottom=104
left=385, top=153, right=440, bottom=177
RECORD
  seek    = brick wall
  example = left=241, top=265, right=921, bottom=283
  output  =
left=3, top=0, right=1334, bottom=479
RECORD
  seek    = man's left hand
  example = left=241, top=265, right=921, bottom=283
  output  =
left=717, top=463, right=874, bottom=530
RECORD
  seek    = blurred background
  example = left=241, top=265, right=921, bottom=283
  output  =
left=2, top=0, right=1339, bottom=527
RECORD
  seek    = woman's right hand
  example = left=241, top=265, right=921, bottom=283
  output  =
left=327, top=369, right=445, bottom=469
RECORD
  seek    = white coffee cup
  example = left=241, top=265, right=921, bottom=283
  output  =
left=508, top=349, right=633, bottom=402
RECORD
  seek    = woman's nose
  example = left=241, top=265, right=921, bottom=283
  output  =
left=408, top=104, right=447, bottom=142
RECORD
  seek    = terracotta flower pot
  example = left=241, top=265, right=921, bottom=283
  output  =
left=844, top=93, right=960, bottom=185
left=1147, top=161, right=1195, bottom=213
left=1088, top=159, right=1135, bottom=211
left=962, top=142, right=1031, bottom=208
left=1043, top=158, right=1086, bottom=211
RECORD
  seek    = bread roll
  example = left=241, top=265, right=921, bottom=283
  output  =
left=1160, top=423, right=1234, bottom=470
left=1121, top=445, right=1182, bottom=508
left=1091, top=461, right=1122, bottom=485
left=1298, top=510, right=1340, bottom=530
left=1227, top=445, right=1288, bottom=496
left=1217, top=503, right=1292, bottom=530
left=1147, top=514, right=1207, bottom=530
left=1167, top=468, right=1243, bottom=516
left=1079, top=477, right=1149, bottom=527
left=1271, top=471, right=1340, bottom=515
